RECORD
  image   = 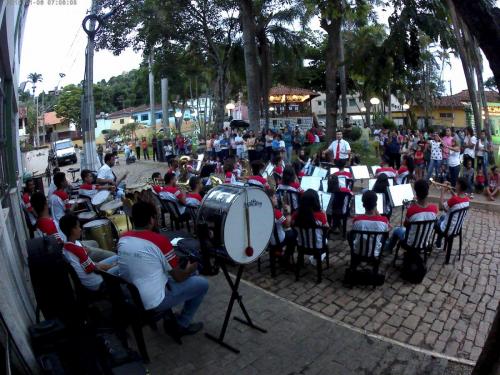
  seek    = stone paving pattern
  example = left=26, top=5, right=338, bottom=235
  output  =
left=141, top=275, right=455, bottom=375
left=69, top=159, right=499, bottom=364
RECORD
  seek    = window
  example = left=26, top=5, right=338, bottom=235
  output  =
left=119, top=119, right=125, bottom=124
left=439, top=113, right=453, bottom=119
left=140, top=114, right=148, bottom=121
left=156, top=113, right=162, bottom=119
left=349, top=98, right=357, bottom=107
left=317, top=101, right=322, bottom=106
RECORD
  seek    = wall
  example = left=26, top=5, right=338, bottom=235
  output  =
left=412, top=107, right=468, bottom=128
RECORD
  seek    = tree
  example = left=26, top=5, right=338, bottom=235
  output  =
left=484, top=77, right=498, bottom=91
left=27, top=72, right=43, bottom=94
left=54, top=84, right=82, bottom=129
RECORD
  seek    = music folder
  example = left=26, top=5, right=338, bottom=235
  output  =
left=350, top=165, right=370, bottom=180
left=300, top=176, right=322, bottom=191
left=312, top=167, right=328, bottom=178
left=388, top=184, right=415, bottom=207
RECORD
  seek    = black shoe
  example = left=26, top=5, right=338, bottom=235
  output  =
left=178, top=322, right=204, bottom=336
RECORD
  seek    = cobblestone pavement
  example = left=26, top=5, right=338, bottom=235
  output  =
left=141, top=275, right=468, bottom=375
left=104, top=159, right=498, bottom=364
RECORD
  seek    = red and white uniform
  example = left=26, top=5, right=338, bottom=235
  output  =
left=118, top=231, right=178, bottom=310
left=277, top=182, right=304, bottom=194
left=404, top=204, right=438, bottom=244
left=50, top=190, right=70, bottom=223
left=247, top=175, right=270, bottom=189
left=36, top=217, right=64, bottom=242
left=440, top=196, right=469, bottom=233
left=224, top=171, right=237, bottom=184
left=270, top=209, right=287, bottom=245
left=334, top=170, right=353, bottom=179
left=152, top=184, right=163, bottom=194
left=351, top=215, right=389, bottom=257
left=274, top=165, right=284, bottom=178
left=159, top=186, right=186, bottom=214
left=22, top=192, right=37, bottom=226
left=63, top=241, right=102, bottom=291
left=376, top=167, right=397, bottom=179
left=79, top=183, right=99, bottom=198
left=396, top=166, right=409, bottom=185
left=186, top=192, right=202, bottom=207
left=292, top=211, right=328, bottom=249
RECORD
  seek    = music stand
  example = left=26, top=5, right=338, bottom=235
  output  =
left=318, top=191, right=331, bottom=211
left=368, top=178, right=394, bottom=190
left=350, top=165, right=370, bottom=180
left=371, top=165, right=381, bottom=176
left=354, top=193, right=384, bottom=215
left=262, top=163, right=274, bottom=178
left=312, top=167, right=328, bottom=178
left=303, top=158, right=312, bottom=176
left=388, top=184, right=414, bottom=207
left=196, top=154, right=205, bottom=172
left=330, top=167, right=339, bottom=175
left=300, top=176, right=322, bottom=191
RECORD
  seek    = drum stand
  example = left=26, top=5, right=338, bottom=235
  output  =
left=205, top=261, right=267, bottom=354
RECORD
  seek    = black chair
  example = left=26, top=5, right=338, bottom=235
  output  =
left=434, top=207, right=469, bottom=264
left=96, top=270, right=181, bottom=363
left=64, top=261, right=104, bottom=315
left=276, top=189, right=301, bottom=214
left=294, top=226, right=329, bottom=283
left=160, top=198, right=192, bottom=232
left=392, top=220, right=436, bottom=267
left=327, top=191, right=353, bottom=239
left=347, top=230, right=389, bottom=287
left=257, top=225, right=295, bottom=278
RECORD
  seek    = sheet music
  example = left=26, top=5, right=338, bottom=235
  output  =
left=354, top=193, right=384, bottom=215
left=302, top=158, right=312, bottom=176
left=300, top=176, right=322, bottom=191
left=262, top=163, right=274, bottom=178
left=388, top=184, right=415, bottom=207
left=350, top=165, right=370, bottom=180
left=371, top=166, right=381, bottom=176
left=330, top=167, right=339, bottom=175
left=368, top=178, right=394, bottom=190
left=312, top=167, right=328, bottom=178
left=196, top=154, right=205, bottom=171
left=318, top=191, right=331, bottom=211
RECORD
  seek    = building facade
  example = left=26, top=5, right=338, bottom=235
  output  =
left=0, top=1, right=39, bottom=373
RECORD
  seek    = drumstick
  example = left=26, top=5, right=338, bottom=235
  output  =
left=244, top=189, right=253, bottom=257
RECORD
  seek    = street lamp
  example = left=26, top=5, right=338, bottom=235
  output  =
left=174, top=110, right=183, bottom=132
left=402, top=104, right=410, bottom=110
left=226, top=102, right=235, bottom=118
left=360, top=107, right=367, bottom=113
left=370, top=97, right=380, bottom=105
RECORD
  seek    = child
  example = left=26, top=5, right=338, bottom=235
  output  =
left=30, top=191, right=64, bottom=242
left=79, top=169, right=115, bottom=198
left=475, top=169, right=486, bottom=193
left=186, top=176, right=203, bottom=206
left=267, top=188, right=295, bottom=265
left=485, top=166, right=499, bottom=201
left=436, top=163, right=448, bottom=184
left=151, top=172, right=163, bottom=194
left=50, top=172, right=72, bottom=223
left=414, top=145, right=425, bottom=180
left=273, top=155, right=284, bottom=178
left=59, top=214, right=118, bottom=291
left=334, top=160, right=353, bottom=179
left=461, top=159, right=474, bottom=195
left=223, top=160, right=237, bottom=184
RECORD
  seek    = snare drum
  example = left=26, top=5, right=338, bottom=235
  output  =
left=91, top=190, right=112, bottom=209
left=196, top=185, right=274, bottom=264
left=77, top=211, right=97, bottom=226
left=69, top=198, right=89, bottom=213
left=82, top=219, right=115, bottom=251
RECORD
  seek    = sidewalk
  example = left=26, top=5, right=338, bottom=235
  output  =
left=141, top=275, right=471, bottom=375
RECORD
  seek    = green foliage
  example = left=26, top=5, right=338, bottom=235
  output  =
left=345, top=126, right=361, bottom=142
left=382, top=117, right=397, bottom=130
left=54, top=84, right=82, bottom=128
left=350, top=140, right=380, bottom=166
left=484, top=77, right=498, bottom=91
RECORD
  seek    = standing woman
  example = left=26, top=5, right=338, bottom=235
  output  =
left=426, top=132, right=443, bottom=180
left=386, top=130, right=401, bottom=169
left=445, top=138, right=461, bottom=188
left=265, top=129, right=274, bottom=162
left=246, top=131, right=257, bottom=162
left=462, top=126, right=477, bottom=169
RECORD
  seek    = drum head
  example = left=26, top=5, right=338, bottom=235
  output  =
left=83, top=219, right=108, bottom=228
left=91, top=190, right=110, bottom=205
left=69, top=198, right=85, bottom=204
left=223, top=187, right=273, bottom=264
left=100, top=199, right=123, bottom=212
left=78, top=212, right=96, bottom=219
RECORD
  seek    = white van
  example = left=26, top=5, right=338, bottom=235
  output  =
left=52, top=139, right=77, bottom=166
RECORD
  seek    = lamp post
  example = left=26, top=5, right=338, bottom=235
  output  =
left=226, top=103, right=235, bottom=118
left=402, top=104, right=410, bottom=128
left=174, top=110, right=182, bottom=132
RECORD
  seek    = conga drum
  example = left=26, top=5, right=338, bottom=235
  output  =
left=196, top=185, right=274, bottom=264
left=77, top=211, right=97, bottom=226
left=91, top=190, right=112, bottom=210
left=82, top=219, right=114, bottom=251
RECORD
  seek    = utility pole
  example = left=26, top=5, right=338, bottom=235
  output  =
left=161, top=78, right=169, bottom=138
left=35, top=95, right=39, bottom=147
left=81, top=0, right=101, bottom=171
left=149, top=53, right=156, bottom=130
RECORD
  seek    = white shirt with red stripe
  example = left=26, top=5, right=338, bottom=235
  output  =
left=404, top=204, right=438, bottom=244
left=79, top=183, right=99, bottom=198
left=50, top=190, right=70, bottom=223
left=36, top=217, right=65, bottom=242
left=118, top=231, right=178, bottom=310
left=22, top=192, right=37, bottom=225
left=351, top=215, right=389, bottom=257
left=63, top=240, right=102, bottom=291
left=186, top=193, right=202, bottom=207
left=159, top=186, right=186, bottom=214
left=396, top=166, right=409, bottom=184
left=247, top=175, right=270, bottom=189
left=441, top=196, right=469, bottom=232
left=274, top=165, right=284, bottom=177
left=334, top=170, right=353, bottom=179
left=292, top=211, right=328, bottom=249
left=271, top=209, right=287, bottom=245
left=224, top=172, right=237, bottom=184
left=376, top=167, right=397, bottom=179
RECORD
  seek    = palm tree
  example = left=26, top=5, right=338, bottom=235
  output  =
left=27, top=72, right=43, bottom=96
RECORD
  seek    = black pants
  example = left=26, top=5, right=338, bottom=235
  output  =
left=143, top=148, right=149, bottom=160
left=152, top=146, right=158, bottom=161
left=388, top=153, right=401, bottom=169
left=135, top=146, right=141, bottom=160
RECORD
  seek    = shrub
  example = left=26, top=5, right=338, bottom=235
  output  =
left=345, top=127, right=362, bottom=142
left=382, top=117, right=396, bottom=130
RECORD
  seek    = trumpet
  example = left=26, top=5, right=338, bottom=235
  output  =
left=429, top=178, right=456, bottom=192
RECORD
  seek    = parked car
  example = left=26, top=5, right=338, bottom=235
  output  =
left=51, top=139, right=77, bottom=166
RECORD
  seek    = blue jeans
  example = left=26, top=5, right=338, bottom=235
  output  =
left=448, top=165, right=460, bottom=187
left=385, top=226, right=406, bottom=252
left=99, top=255, right=119, bottom=275
left=285, top=146, right=293, bottom=162
left=427, top=159, right=442, bottom=179
left=153, top=275, right=208, bottom=328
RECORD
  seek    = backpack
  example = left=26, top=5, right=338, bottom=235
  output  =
left=401, top=251, right=426, bottom=284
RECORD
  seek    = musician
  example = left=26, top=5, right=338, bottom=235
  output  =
left=223, top=160, right=237, bottom=184
left=167, top=158, right=180, bottom=177
left=396, top=157, right=410, bottom=185
left=97, top=153, right=128, bottom=195
left=375, top=162, right=397, bottom=179
left=50, top=172, right=72, bottom=224
left=21, top=178, right=37, bottom=227
left=59, top=214, right=118, bottom=291
left=79, top=169, right=115, bottom=198
left=267, top=189, right=295, bottom=265
left=31, top=192, right=63, bottom=242
left=160, top=172, right=187, bottom=214
left=186, top=177, right=203, bottom=206
left=384, top=180, right=438, bottom=253
left=273, top=155, right=284, bottom=180
left=333, top=160, right=353, bottom=179
left=326, top=131, right=351, bottom=168
left=351, top=191, right=389, bottom=257
left=247, top=160, right=270, bottom=190
left=118, top=201, right=208, bottom=335
left=327, top=175, right=352, bottom=195
left=291, top=189, right=329, bottom=265
left=277, top=166, right=303, bottom=193
left=435, top=177, right=470, bottom=249
left=371, top=173, right=391, bottom=218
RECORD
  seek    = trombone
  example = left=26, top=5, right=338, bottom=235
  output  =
left=429, top=178, right=456, bottom=192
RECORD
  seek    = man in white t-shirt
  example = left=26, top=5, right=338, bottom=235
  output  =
left=326, top=131, right=351, bottom=167
left=97, top=153, right=128, bottom=197
left=234, top=132, right=245, bottom=158
left=462, top=126, right=477, bottom=168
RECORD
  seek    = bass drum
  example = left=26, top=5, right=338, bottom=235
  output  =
left=197, top=185, right=274, bottom=264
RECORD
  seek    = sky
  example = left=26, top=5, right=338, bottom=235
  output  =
left=19, top=0, right=495, bottom=97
